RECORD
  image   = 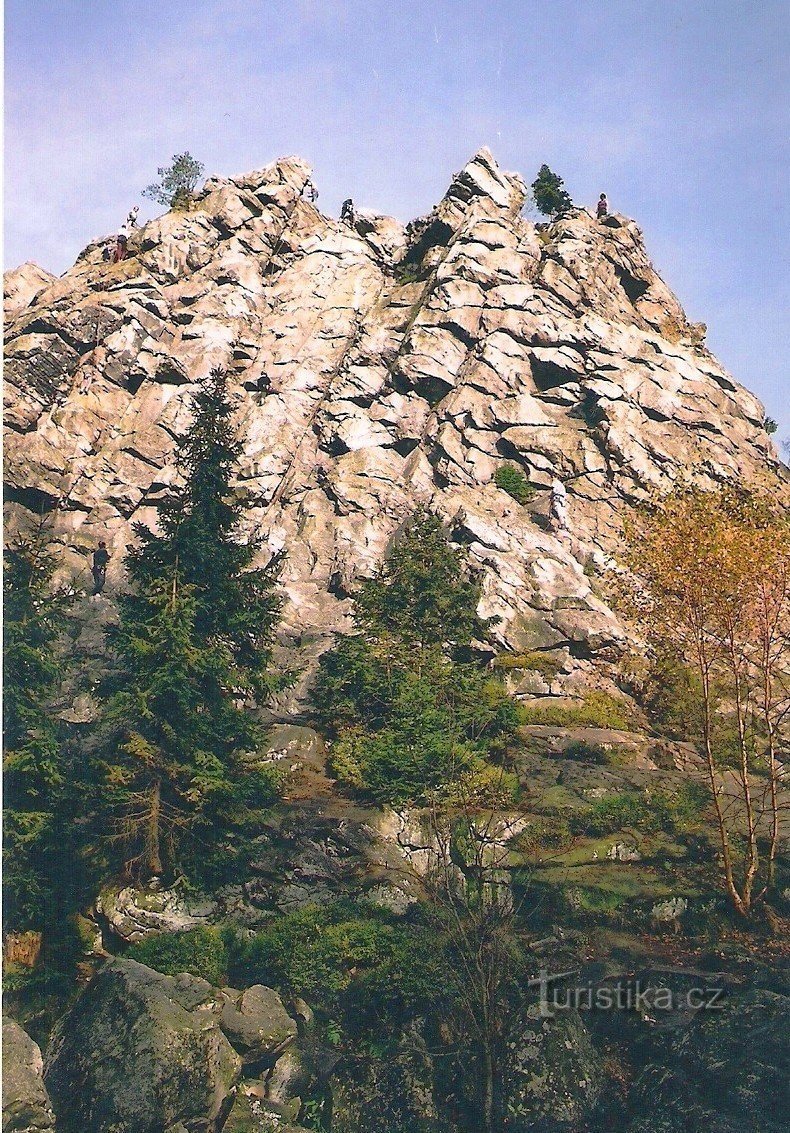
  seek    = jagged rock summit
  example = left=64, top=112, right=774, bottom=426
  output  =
left=4, top=148, right=784, bottom=702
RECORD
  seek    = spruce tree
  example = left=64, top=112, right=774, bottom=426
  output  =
left=101, top=369, right=286, bottom=882
left=313, top=509, right=518, bottom=804
left=3, top=524, right=84, bottom=935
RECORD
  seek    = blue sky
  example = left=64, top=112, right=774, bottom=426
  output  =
left=5, top=0, right=788, bottom=438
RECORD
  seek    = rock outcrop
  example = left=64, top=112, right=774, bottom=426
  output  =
left=4, top=149, right=785, bottom=703
left=2, top=1017, right=56, bottom=1132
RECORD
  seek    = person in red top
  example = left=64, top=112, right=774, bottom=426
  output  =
left=597, top=193, right=608, bottom=219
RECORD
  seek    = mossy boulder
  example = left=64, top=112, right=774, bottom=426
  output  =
left=504, top=1005, right=605, bottom=1129
left=2, top=1016, right=56, bottom=1132
left=44, top=958, right=241, bottom=1133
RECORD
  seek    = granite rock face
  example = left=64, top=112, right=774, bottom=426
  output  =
left=4, top=148, right=784, bottom=703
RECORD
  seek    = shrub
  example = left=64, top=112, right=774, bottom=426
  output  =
left=518, top=815, right=572, bottom=852
left=764, top=417, right=778, bottom=435
left=127, top=925, right=228, bottom=985
left=494, top=464, right=534, bottom=505
left=633, top=653, right=703, bottom=739
left=234, top=903, right=439, bottom=1022
left=570, top=792, right=648, bottom=836
left=563, top=740, right=607, bottom=764
left=569, top=782, right=708, bottom=838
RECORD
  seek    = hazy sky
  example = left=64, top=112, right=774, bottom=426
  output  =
left=5, top=0, right=788, bottom=437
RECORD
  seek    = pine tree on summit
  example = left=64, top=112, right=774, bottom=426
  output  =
left=101, top=368, right=287, bottom=882
left=531, top=164, right=573, bottom=219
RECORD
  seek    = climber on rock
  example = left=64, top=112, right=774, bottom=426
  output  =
left=340, top=198, right=355, bottom=225
left=92, top=541, right=110, bottom=595
left=113, top=220, right=130, bottom=263
left=549, top=478, right=569, bottom=533
left=126, top=205, right=140, bottom=229
left=305, top=180, right=318, bottom=203
left=597, top=193, right=608, bottom=220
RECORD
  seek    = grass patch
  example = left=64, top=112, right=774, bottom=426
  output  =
left=493, top=651, right=563, bottom=680
left=518, top=691, right=636, bottom=730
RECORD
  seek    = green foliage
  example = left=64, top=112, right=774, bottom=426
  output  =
left=517, top=814, right=573, bottom=852
left=634, top=653, right=704, bottom=739
left=494, top=464, right=534, bottom=505
left=127, top=926, right=228, bottom=985
left=3, top=525, right=88, bottom=936
left=314, top=510, right=517, bottom=804
left=99, top=369, right=286, bottom=882
left=518, top=691, right=636, bottom=730
left=764, top=417, right=778, bottom=435
left=232, top=903, right=440, bottom=1025
left=395, top=262, right=422, bottom=285
left=570, top=783, right=708, bottom=837
left=143, top=151, right=205, bottom=208
left=562, top=740, right=608, bottom=764
left=530, top=164, right=573, bottom=219
left=355, top=509, right=490, bottom=650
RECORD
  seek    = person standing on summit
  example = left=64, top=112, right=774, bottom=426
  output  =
left=597, top=193, right=608, bottom=220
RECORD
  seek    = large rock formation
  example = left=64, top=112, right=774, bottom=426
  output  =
left=4, top=149, right=784, bottom=703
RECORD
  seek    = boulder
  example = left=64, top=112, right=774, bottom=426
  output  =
left=504, top=1005, right=605, bottom=1129
left=96, top=884, right=216, bottom=943
left=222, top=1086, right=311, bottom=1132
left=2, top=1017, right=56, bottom=1132
left=220, top=985, right=297, bottom=1066
left=43, top=958, right=241, bottom=1133
left=623, top=988, right=789, bottom=1133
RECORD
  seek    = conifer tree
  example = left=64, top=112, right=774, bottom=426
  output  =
left=313, top=509, right=518, bottom=804
left=3, top=523, right=83, bottom=934
left=101, top=369, right=286, bottom=882
left=531, top=164, right=573, bottom=218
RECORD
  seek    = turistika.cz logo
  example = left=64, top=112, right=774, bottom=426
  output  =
left=528, top=969, right=726, bottom=1018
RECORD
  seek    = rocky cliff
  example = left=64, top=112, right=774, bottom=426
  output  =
left=4, top=149, right=784, bottom=702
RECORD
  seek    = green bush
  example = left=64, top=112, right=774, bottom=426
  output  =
left=233, top=903, right=440, bottom=1023
left=518, top=691, right=636, bottom=730
left=637, top=654, right=704, bottom=739
left=531, top=165, right=573, bottom=218
left=562, top=740, right=607, bottom=764
left=571, top=792, right=648, bottom=836
left=494, top=464, right=534, bottom=505
left=127, top=926, right=227, bottom=985
left=518, top=815, right=572, bottom=852
left=570, top=782, right=708, bottom=838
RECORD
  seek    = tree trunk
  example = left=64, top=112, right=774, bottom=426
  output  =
left=147, top=779, right=163, bottom=876
left=482, top=1041, right=495, bottom=1133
